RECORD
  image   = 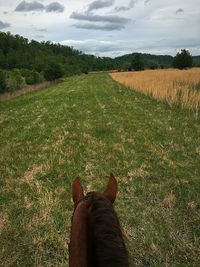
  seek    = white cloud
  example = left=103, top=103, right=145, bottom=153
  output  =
left=60, top=33, right=200, bottom=57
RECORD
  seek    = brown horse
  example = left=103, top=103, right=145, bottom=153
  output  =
left=69, top=173, right=129, bottom=267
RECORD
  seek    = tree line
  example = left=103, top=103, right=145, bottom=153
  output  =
left=0, top=31, right=199, bottom=93
left=115, top=49, right=198, bottom=71
left=0, top=31, right=115, bottom=93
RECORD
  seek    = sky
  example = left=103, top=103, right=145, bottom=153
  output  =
left=0, top=0, right=200, bottom=57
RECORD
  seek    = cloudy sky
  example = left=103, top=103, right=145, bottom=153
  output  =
left=0, top=0, right=200, bottom=57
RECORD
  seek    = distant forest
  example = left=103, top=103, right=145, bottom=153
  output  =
left=0, top=31, right=200, bottom=93
left=0, top=31, right=115, bottom=74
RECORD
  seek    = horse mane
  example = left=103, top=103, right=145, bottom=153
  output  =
left=87, top=192, right=129, bottom=267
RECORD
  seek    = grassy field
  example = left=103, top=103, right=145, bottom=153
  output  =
left=111, top=68, right=200, bottom=111
left=0, top=73, right=200, bottom=267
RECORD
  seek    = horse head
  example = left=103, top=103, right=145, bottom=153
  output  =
left=69, top=174, right=129, bottom=267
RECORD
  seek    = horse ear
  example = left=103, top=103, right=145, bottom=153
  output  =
left=72, top=178, right=84, bottom=203
left=103, top=173, right=118, bottom=203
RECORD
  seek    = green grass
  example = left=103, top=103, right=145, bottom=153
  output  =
left=0, top=74, right=199, bottom=267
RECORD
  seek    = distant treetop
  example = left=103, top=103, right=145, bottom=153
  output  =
left=173, top=49, right=193, bottom=69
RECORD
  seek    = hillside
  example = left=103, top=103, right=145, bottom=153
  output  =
left=114, top=53, right=174, bottom=69
left=0, top=31, right=115, bottom=75
left=114, top=53, right=200, bottom=70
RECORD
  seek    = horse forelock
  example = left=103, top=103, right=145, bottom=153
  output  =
left=87, top=192, right=129, bottom=267
left=70, top=191, right=129, bottom=267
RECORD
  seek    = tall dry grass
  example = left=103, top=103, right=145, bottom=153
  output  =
left=111, top=68, right=200, bottom=111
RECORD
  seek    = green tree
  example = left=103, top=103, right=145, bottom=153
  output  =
left=6, top=69, right=26, bottom=92
left=20, top=69, right=44, bottom=85
left=131, top=54, right=144, bottom=71
left=122, top=61, right=132, bottom=71
left=173, top=49, right=193, bottom=69
left=0, top=69, right=7, bottom=93
left=43, top=62, right=64, bottom=81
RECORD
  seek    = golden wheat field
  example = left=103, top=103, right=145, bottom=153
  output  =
left=111, top=68, right=200, bottom=111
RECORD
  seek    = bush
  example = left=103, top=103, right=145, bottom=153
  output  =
left=43, top=62, right=64, bottom=81
left=122, top=62, right=131, bottom=71
left=173, top=49, right=193, bottom=69
left=0, top=69, right=7, bottom=93
left=20, top=69, right=44, bottom=85
left=6, top=69, right=26, bottom=92
left=149, top=63, right=159, bottom=70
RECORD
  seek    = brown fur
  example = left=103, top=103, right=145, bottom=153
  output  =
left=69, top=175, right=129, bottom=267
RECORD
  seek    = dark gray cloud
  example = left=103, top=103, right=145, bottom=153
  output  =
left=176, top=8, right=184, bottom=14
left=73, top=23, right=125, bottom=31
left=45, top=2, right=64, bottom=13
left=38, top=28, right=47, bottom=32
left=15, top=1, right=64, bottom=13
left=3, top=11, right=8, bottom=14
left=15, top=1, right=44, bottom=12
left=70, top=7, right=131, bottom=31
left=87, top=0, right=114, bottom=11
left=35, top=35, right=44, bottom=38
left=115, top=0, right=136, bottom=12
left=144, top=0, right=150, bottom=5
left=0, top=20, right=10, bottom=29
left=70, top=12, right=131, bottom=24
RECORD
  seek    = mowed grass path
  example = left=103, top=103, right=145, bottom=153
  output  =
left=0, top=74, right=199, bottom=267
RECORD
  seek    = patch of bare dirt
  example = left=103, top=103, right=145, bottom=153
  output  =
left=0, top=80, right=60, bottom=102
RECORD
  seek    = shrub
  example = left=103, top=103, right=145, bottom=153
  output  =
left=149, top=63, right=159, bottom=70
left=32, top=71, right=44, bottom=84
left=43, top=62, right=64, bottom=81
left=20, top=69, right=44, bottom=85
left=0, top=69, right=7, bottom=93
left=122, top=62, right=131, bottom=71
left=6, top=69, right=26, bottom=92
